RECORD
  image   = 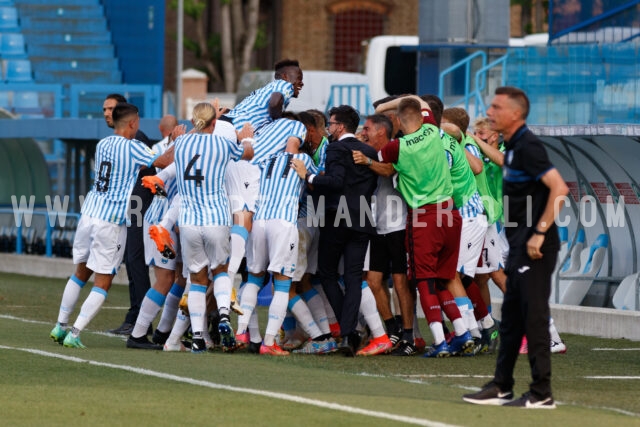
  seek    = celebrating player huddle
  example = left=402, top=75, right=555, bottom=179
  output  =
left=49, top=60, right=567, bottom=371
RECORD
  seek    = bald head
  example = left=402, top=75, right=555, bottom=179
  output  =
left=159, top=115, right=178, bottom=138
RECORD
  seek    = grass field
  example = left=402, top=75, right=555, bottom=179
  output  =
left=1, top=272, right=639, bottom=426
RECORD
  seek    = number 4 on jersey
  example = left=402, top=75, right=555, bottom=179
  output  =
left=184, top=154, right=204, bottom=187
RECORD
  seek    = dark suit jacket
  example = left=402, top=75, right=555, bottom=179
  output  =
left=311, top=136, right=378, bottom=234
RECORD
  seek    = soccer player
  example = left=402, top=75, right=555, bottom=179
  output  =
left=174, top=102, right=254, bottom=353
left=240, top=122, right=317, bottom=355
left=215, top=59, right=304, bottom=278
left=50, top=103, right=174, bottom=348
left=352, top=114, right=416, bottom=356
left=126, top=124, right=187, bottom=350
left=376, top=96, right=463, bottom=358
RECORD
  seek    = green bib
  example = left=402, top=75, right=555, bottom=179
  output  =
left=395, top=124, right=452, bottom=208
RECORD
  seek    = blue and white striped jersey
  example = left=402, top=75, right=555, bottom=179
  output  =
left=255, top=152, right=317, bottom=224
left=144, top=174, right=178, bottom=225
left=81, top=135, right=158, bottom=224
left=252, top=117, right=306, bottom=165
left=174, top=133, right=244, bottom=226
left=225, top=79, right=294, bottom=132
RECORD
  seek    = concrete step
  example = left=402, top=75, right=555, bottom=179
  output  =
left=34, top=69, right=121, bottom=84
left=27, top=44, right=114, bottom=59
left=30, top=57, right=119, bottom=71
left=22, top=31, right=112, bottom=45
left=15, top=4, right=104, bottom=19
left=20, top=16, right=107, bottom=32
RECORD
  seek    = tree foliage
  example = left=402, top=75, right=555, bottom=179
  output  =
left=171, top=0, right=261, bottom=92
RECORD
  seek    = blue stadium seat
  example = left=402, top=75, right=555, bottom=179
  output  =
left=4, top=58, right=32, bottom=82
left=0, top=6, right=18, bottom=30
left=0, top=90, right=9, bottom=109
left=0, top=32, right=26, bottom=57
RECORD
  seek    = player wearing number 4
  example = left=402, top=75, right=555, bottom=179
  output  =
left=50, top=103, right=174, bottom=348
left=173, top=102, right=254, bottom=352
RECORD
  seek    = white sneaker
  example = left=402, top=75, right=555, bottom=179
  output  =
left=550, top=340, right=567, bottom=354
left=163, top=341, right=187, bottom=352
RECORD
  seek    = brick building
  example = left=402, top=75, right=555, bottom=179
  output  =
left=164, top=0, right=418, bottom=92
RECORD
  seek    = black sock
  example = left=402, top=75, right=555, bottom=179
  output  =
left=384, top=318, right=398, bottom=335
left=402, top=329, right=414, bottom=343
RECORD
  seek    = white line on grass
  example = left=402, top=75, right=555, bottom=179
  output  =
left=592, top=348, right=640, bottom=351
left=0, top=344, right=459, bottom=427
left=584, top=376, right=640, bottom=380
left=0, top=314, right=127, bottom=339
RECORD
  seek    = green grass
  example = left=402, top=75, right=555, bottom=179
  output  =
left=1, top=272, right=639, bottom=426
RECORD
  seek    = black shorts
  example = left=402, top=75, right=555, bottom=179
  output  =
left=368, top=229, right=407, bottom=275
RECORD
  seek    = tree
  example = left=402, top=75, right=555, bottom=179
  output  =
left=511, top=0, right=548, bottom=35
left=173, top=0, right=262, bottom=92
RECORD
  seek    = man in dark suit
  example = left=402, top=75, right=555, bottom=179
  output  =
left=304, top=105, right=378, bottom=356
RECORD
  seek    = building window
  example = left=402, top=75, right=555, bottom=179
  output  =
left=333, top=9, right=384, bottom=72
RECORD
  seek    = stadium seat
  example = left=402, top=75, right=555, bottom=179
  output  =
left=612, top=272, right=640, bottom=311
left=0, top=32, right=26, bottom=57
left=4, top=58, right=32, bottom=82
left=558, top=234, right=609, bottom=305
left=0, top=90, right=10, bottom=109
left=12, top=90, right=42, bottom=117
left=560, top=228, right=586, bottom=275
left=0, top=6, right=18, bottom=30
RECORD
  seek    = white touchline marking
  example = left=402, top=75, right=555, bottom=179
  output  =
left=0, top=344, right=459, bottom=427
left=399, top=374, right=493, bottom=379
left=584, top=376, right=640, bottom=380
left=0, top=314, right=126, bottom=338
left=592, top=348, right=640, bottom=351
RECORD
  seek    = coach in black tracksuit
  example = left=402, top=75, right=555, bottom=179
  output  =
left=305, top=105, right=378, bottom=357
left=463, top=87, right=569, bottom=409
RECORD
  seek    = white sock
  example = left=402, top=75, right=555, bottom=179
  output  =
left=455, top=297, right=479, bottom=338
left=313, top=283, right=337, bottom=324
left=479, top=313, right=495, bottom=330
left=549, top=317, right=562, bottom=342
left=212, top=272, right=232, bottom=318
left=289, top=296, right=322, bottom=339
left=166, top=310, right=190, bottom=346
left=302, top=288, right=330, bottom=335
left=237, top=282, right=260, bottom=334
left=360, top=283, right=386, bottom=338
left=57, top=275, right=86, bottom=325
left=73, top=287, right=107, bottom=333
left=248, top=309, right=262, bottom=343
left=157, top=283, right=183, bottom=333
left=429, top=321, right=446, bottom=345
left=452, top=318, right=467, bottom=336
left=228, top=225, right=248, bottom=275
left=132, top=288, right=165, bottom=338
left=187, top=283, right=208, bottom=337
left=264, top=290, right=288, bottom=346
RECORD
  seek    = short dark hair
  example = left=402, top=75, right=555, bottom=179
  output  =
left=397, top=97, right=422, bottom=124
left=105, top=93, right=127, bottom=103
left=495, top=86, right=530, bottom=119
left=442, top=107, right=470, bottom=133
left=112, top=102, right=138, bottom=126
left=306, top=109, right=327, bottom=128
left=274, top=59, right=300, bottom=79
left=328, top=105, right=360, bottom=134
left=281, top=111, right=300, bottom=121
left=366, top=114, right=393, bottom=140
left=420, top=94, right=443, bottom=127
left=297, top=111, right=316, bottom=129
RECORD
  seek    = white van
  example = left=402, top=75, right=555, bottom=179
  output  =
left=235, top=69, right=369, bottom=114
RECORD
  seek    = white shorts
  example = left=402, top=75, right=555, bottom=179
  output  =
left=179, top=225, right=230, bottom=274
left=476, top=222, right=504, bottom=274
left=225, top=160, right=261, bottom=213
left=293, top=218, right=320, bottom=282
left=457, top=214, right=488, bottom=278
left=143, top=220, right=180, bottom=270
left=73, top=215, right=127, bottom=275
left=246, top=219, right=298, bottom=277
